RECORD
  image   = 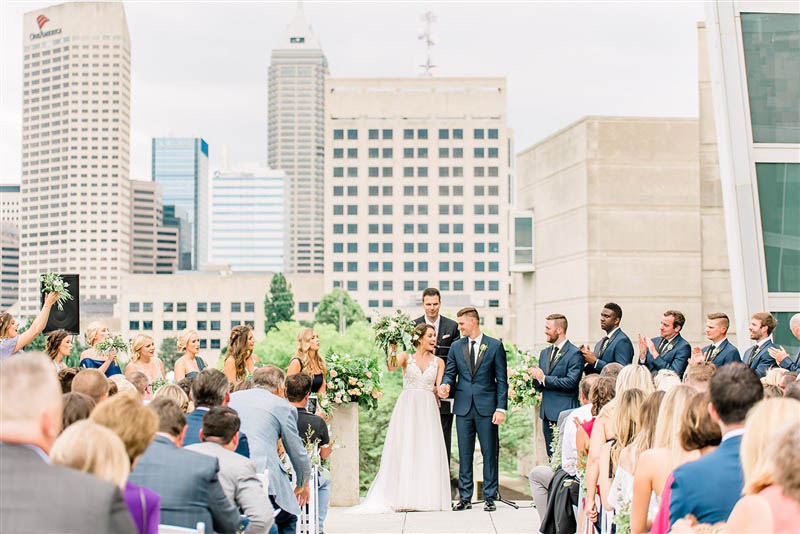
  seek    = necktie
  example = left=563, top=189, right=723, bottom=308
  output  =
left=658, top=338, right=669, bottom=354
left=469, top=341, right=476, bottom=370
left=749, top=345, right=762, bottom=365
left=597, top=336, right=610, bottom=358
left=549, top=344, right=559, bottom=369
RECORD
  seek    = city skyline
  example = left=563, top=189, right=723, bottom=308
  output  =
left=1, top=1, right=705, bottom=184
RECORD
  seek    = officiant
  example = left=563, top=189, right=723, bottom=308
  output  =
left=414, top=287, right=460, bottom=465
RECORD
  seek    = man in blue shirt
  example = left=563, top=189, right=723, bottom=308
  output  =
left=669, top=363, right=764, bottom=527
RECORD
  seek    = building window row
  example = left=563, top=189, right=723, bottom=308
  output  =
left=334, top=128, right=499, bottom=141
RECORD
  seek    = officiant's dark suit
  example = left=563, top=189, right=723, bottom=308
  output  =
left=414, top=314, right=459, bottom=463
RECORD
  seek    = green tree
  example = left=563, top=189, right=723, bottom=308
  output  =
left=314, top=289, right=365, bottom=330
left=158, top=336, right=182, bottom=372
left=252, top=321, right=301, bottom=370
left=264, top=273, right=294, bottom=333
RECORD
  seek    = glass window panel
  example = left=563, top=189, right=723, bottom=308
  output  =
left=757, top=163, right=800, bottom=292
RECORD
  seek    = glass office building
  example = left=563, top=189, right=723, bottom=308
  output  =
left=152, top=138, right=209, bottom=269
left=705, top=4, right=799, bottom=354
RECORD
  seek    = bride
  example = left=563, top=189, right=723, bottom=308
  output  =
left=351, top=323, right=451, bottom=513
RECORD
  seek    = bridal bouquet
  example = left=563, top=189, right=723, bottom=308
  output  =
left=372, top=310, right=418, bottom=368
left=95, top=334, right=130, bottom=364
left=40, top=273, right=73, bottom=311
left=507, top=347, right=542, bottom=409
left=324, top=352, right=383, bottom=412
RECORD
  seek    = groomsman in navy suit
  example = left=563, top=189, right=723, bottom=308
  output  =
left=580, top=302, right=634, bottom=373
left=639, top=310, right=691, bottom=378
left=690, top=313, right=740, bottom=368
left=768, top=313, right=800, bottom=372
left=743, top=312, right=780, bottom=377
left=669, top=363, right=763, bottom=528
left=530, top=314, right=583, bottom=457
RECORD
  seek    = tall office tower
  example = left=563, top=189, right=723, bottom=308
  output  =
left=0, top=185, right=21, bottom=308
left=209, top=168, right=285, bottom=272
left=324, top=78, right=514, bottom=332
left=163, top=204, right=192, bottom=270
left=268, top=5, right=328, bottom=274
left=130, top=180, right=178, bottom=274
left=19, top=2, right=132, bottom=314
left=152, top=137, right=209, bottom=270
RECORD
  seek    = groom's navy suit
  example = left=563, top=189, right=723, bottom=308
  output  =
left=442, top=334, right=508, bottom=502
left=533, top=341, right=582, bottom=456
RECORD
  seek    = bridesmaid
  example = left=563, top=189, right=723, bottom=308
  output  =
left=173, top=329, right=206, bottom=381
left=287, top=328, right=327, bottom=411
left=125, top=334, right=165, bottom=382
left=45, top=329, right=73, bottom=372
left=79, top=321, right=122, bottom=377
left=223, top=325, right=256, bottom=383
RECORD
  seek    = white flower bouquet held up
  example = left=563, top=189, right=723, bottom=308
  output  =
left=95, top=334, right=130, bottom=364
left=372, top=310, right=418, bottom=368
left=40, top=273, right=73, bottom=311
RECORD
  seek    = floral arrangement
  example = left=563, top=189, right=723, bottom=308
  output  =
left=507, top=348, right=542, bottom=409
left=40, top=273, right=73, bottom=311
left=302, top=425, right=324, bottom=469
left=324, top=352, right=383, bottom=412
left=150, top=377, right=167, bottom=393
left=95, top=334, right=130, bottom=364
left=372, top=310, right=418, bottom=368
left=549, top=422, right=562, bottom=472
left=576, top=449, right=588, bottom=500
left=614, top=501, right=632, bottom=534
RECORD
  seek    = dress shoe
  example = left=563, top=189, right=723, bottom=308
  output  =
left=484, top=498, right=496, bottom=512
left=453, top=499, right=472, bottom=511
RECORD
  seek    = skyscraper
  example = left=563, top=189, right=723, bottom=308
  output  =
left=129, top=180, right=178, bottom=275
left=0, top=185, right=20, bottom=308
left=19, top=2, right=132, bottom=314
left=324, top=77, right=513, bottom=332
left=268, top=5, right=328, bottom=274
left=152, top=137, right=209, bottom=270
left=209, top=167, right=285, bottom=272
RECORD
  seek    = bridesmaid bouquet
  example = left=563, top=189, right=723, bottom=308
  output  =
left=95, top=334, right=130, bottom=364
left=324, top=352, right=383, bottom=412
left=40, top=272, right=73, bottom=311
left=372, top=310, right=418, bottom=368
left=507, top=348, right=542, bottom=409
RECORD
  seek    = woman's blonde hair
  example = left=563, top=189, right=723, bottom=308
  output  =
left=631, top=390, right=666, bottom=464
left=176, top=329, right=198, bottom=353
left=741, top=398, right=800, bottom=495
left=654, top=369, right=682, bottom=392
left=130, top=334, right=153, bottom=363
left=653, top=385, right=696, bottom=464
left=763, top=367, right=788, bottom=387
left=228, top=325, right=253, bottom=382
left=85, top=321, right=106, bottom=346
left=154, top=384, right=191, bottom=413
left=91, top=392, right=158, bottom=465
left=768, top=423, right=800, bottom=502
left=51, top=420, right=130, bottom=490
left=600, top=364, right=655, bottom=421
left=0, top=313, right=15, bottom=338
left=611, top=388, right=646, bottom=471
left=294, top=328, right=327, bottom=377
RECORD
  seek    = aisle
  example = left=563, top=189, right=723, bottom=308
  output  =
left=325, top=501, right=541, bottom=533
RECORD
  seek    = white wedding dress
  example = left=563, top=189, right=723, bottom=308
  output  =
left=349, top=354, right=451, bottom=513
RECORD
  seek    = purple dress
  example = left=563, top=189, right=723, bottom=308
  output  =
left=0, top=336, right=20, bottom=359
left=124, top=481, right=160, bottom=534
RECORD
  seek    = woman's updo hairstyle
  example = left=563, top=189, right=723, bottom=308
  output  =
left=412, top=323, right=435, bottom=348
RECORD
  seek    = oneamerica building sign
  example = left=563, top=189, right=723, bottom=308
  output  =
left=30, top=14, right=61, bottom=40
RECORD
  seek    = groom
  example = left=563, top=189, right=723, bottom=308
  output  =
left=439, top=307, right=508, bottom=512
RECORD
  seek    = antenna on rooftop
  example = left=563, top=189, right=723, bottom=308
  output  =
left=418, top=11, right=437, bottom=76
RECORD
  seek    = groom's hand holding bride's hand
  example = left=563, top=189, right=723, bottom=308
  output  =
left=492, top=411, right=505, bottom=425
left=438, top=384, right=450, bottom=398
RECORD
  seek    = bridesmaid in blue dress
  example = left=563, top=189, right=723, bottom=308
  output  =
left=79, top=321, right=122, bottom=377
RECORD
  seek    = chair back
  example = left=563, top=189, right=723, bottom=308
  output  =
left=158, top=522, right=205, bottom=534
left=289, top=445, right=320, bottom=534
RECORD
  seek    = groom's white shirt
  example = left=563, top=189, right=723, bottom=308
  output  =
left=425, top=315, right=441, bottom=337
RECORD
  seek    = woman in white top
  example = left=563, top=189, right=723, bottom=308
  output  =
left=600, top=389, right=646, bottom=511
left=124, top=334, right=165, bottom=382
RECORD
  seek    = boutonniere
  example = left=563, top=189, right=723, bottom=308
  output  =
left=479, top=343, right=488, bottom=354
left=552, top=348, right=564, bottom=365
left=665, top=344, right=674, bottom=353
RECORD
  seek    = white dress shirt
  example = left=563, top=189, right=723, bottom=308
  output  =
left=562, top=403, right=592, bottom=477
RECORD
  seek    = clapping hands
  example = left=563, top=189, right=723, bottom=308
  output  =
left=579, top=344, right=597, bottom=364
left=528, top=367, right=545, bottom=382
left=637, top=334, right=657, bottom=361
left=691, top=346, right=704, bottom=364
left=768, top=346, right=790, bottom=364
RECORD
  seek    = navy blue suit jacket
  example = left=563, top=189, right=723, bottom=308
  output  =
left=669, top=435, right=744, bottom=527
left=778, top=347, right=800, bottom=372
left=701, top=339, right=740, bottom=368
left=743, top=339, right=779, bottom=377
left=534, top=341, right=582, bottom=422
left=585, top=329, right=634, bottom=373
left=442, top=335, right=508, bottom=417
left=643, top=334, right=690, bottom=377
left=183, top=408, right=251, bottom=458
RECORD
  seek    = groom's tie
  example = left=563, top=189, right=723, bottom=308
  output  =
left=469, top=340, right=476, bottom=371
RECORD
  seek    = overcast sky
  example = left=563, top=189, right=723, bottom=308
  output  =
left=0, top=0, right=707, bottom=184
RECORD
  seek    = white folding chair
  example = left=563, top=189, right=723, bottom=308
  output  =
left=158, top=522, right=205, bottom=534
left=601, top=508, right=615, bottom=534
left=289, top=447, right=320, bottom=534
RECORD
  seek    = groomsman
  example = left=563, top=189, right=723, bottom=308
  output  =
left=414, top=287, right=460, bottom=465
left=743, top=312, right=779, bottom=377
left=639, top=310, right=691, bottom=378
left=768, top=313, right=800, bottom=372
left=691, top=313, right=740, bottom=368
left=530, top=314, right=582, bottom=456
left=580, top=302, right=634, bottom=373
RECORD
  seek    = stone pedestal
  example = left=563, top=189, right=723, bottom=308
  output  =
left=329, top=402, right=360, bottom=506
